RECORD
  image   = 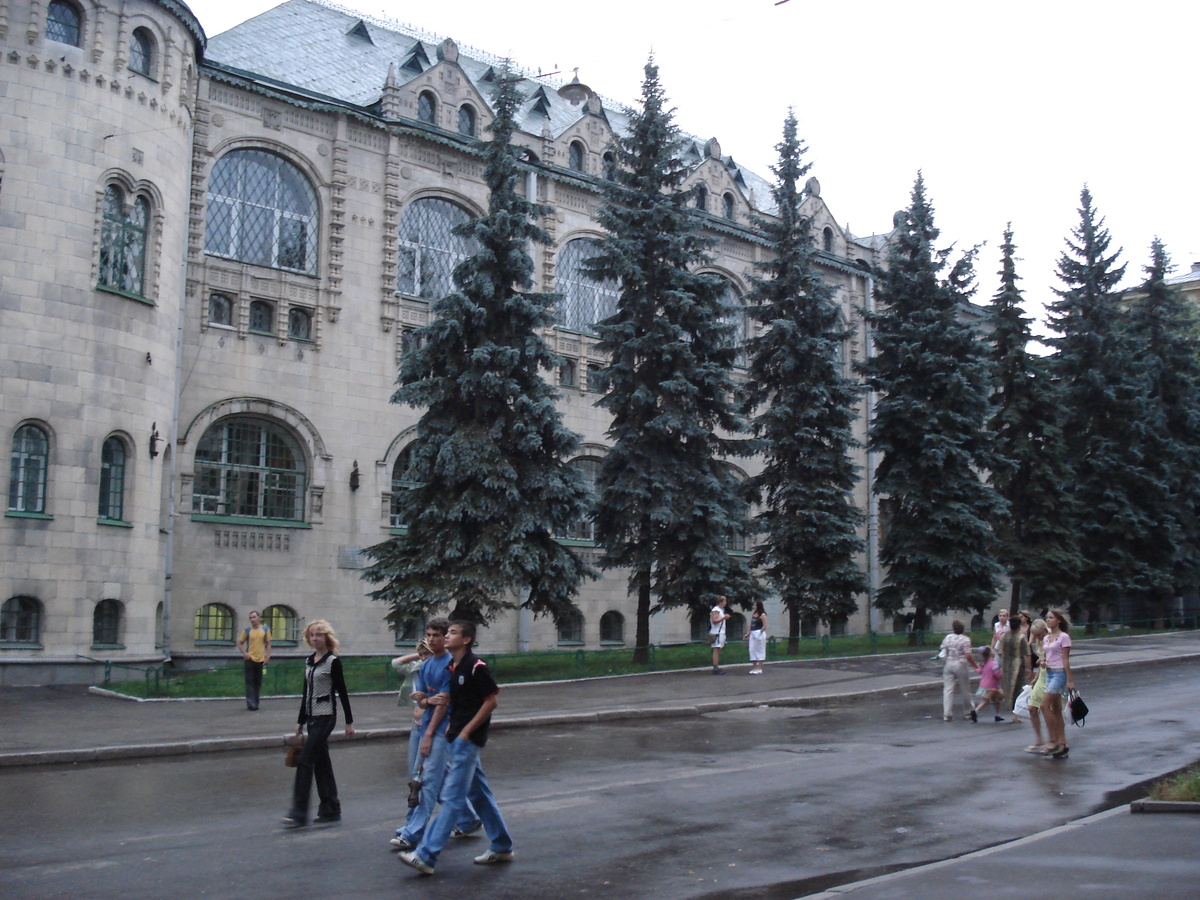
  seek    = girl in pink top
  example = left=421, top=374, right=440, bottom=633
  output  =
left=1039, top=608, right=1075, bottom=759
left=972, top=647, right=1005, bottom=721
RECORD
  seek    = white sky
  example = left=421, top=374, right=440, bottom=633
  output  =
left=189, top=0, right=1197, bottom=331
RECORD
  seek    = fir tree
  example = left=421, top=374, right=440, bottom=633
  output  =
left=362, top=71, right=593, bottom=627
left=590, top=60, right=754, bottom=662
left=985, top=226, right=1081, bottom=610
left=1126, top=238, right=1200, bottom=606
left=861, top=174, right=1005, bottom=624
left=1048, top=188, right=1176, bottom=621
left=742, top=112, right=865, bottom=650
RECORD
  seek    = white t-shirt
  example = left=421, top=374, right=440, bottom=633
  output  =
left=710, top=606, right=726, bottom=635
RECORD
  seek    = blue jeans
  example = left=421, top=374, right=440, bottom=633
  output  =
left=413, top=738, right=511, bottom=867
left=400, top=725, right=481, bottom=841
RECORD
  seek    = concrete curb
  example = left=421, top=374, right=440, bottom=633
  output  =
left=1130, top=799, right=1200, bottom=814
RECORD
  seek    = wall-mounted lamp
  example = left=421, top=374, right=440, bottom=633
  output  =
left=349, top=460, right=360, bottom=492
left=149, top=423, right=160, bottom=459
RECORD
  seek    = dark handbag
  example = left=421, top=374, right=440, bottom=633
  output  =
left=284, top=732, right=305, bottom=767
left=1067, top=689, right=1089, bottom=726
left=706, top=632, right=717, bottom=645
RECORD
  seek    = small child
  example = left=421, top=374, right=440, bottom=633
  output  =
left=973, top=647, right=1006, bottom=721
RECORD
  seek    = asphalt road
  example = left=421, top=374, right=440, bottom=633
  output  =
left=3, top=658, right=1197, bottom=900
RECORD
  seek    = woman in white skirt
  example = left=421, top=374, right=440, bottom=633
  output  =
left=747, top=600, right=767, bottom=674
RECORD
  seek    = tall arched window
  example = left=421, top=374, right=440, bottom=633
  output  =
left=695, top=184, right=708, bottom=212
left=194, top=603, right=236, bottom=643
left=823, top=227, right=835, bottom=253
left=457, top=104, right=476, bottom=137
left=602, top=152, right=616, bottom=182
left=192, top=418, right=306, bottom=521
left=129, top=28, right=153, bottom=77
left=92, top=599, right=124, bottom=647
left=262, top=604, right=300, bottom=645
left=390, top=445, right=419, bottom=528
left=717, top=280, right=748, bottom=368
left=600, top=610, right=625, bottom=644
left=205, top=149, right=319, bottom=275
left=99, top=186, right=149, bottom=297
left=417, top=91, right=437, bottom=124
left=98, top=436, right=127, bottom=522
left=46, top=0, right=82, bottom=46
left=9, top=424, right=49, bottom=513
left=556, top=608, right=584, bottom=645
left=568, top=141, right=585, bottom=173
left=555, top=238, right=619, bottom=333
left=564, top=457, right=600, bottom=541
left=722, top=192, right=736, bottom=221
left=1, top=596, right=43, bottom=644
left=395, top=197, right=478, bottom=300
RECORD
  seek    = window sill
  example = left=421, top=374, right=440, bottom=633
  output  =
left=247, top=328, right=277, bottom=338
left=554, top=538, right=596, bottom=548
left=599, top=640, right=626, bottom=647
left=556, top=641, right=585, bottom=648
left=195, top=640, right=236, bottom=647
left=0, top=642, right=44, bottom=650
left=389, top=526, right=409, bottom=535
left=96, top=284, right=155, bottom=306
left=5, top=511, right=53, bottom=520
left=97, top=518, right=133, bottom=528
left=192, top=514, right=311, bottom=529
left=90, top=643, right=126, bottom=651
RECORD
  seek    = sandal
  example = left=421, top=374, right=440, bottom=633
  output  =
left=1023, top=744, right=1045, bottom=753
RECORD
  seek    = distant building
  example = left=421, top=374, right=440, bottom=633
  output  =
left=1, top=0, right=896, bottom=683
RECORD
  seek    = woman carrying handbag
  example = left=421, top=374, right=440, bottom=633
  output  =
left=1038, top=608, right=1074, bottom=759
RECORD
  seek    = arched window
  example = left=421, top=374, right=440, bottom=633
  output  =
left=192, top=418, right=306, bottom=521
left=9, top=424, right=49, bottom=514
left=205, top=149, right=319, bottom=275
left=98, top=436, right=127, bottom=522
left=555, top=238, right=619, bottom=333
left=559, top=359, right=576, bottom=388
left=457, top=104, right=476, bottom=137
left=262, top=604, right=300, bottom=645
left=600, top=610, right=624, bottom=644
left=194, top=602, right=236, bottom=643
left=99, top=186, right=149, bottom=297
left=249, top=299, right=275, bottom=334
left=208, top=293, right=233, bottom=326
left=568, top=141, right=585, bottom=173
left=390, top=445, right=419, bottom=528
left=395, top=197, right=478, bottom=300
left=718, top=280, right=748, bottom=368
left=417, top=91, right=437, bottom=124
left=1, top=596, right=43, bottom=644
left=602, top=152, right=616, bottom=182
left=92, top=599, right=123, bottom=647
left=399, top=328, right=423, bottom=358
left=722, top=463, right=750, bottom=553
left=46, top=0, right=81, bottom=46
left=823, top=227, right=835, bottom=253
left=129, top=28, right=153, bottom=77
left=556, top=608, right=584, bottom=645
left=288, top=307, right=312, bottom=341
left=564, top=457, right=599, bottom=540
left=695, top=184, right=708, bottom=212
left=722, top=192, right=736, bottom=221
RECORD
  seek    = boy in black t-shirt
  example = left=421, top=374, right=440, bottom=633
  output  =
left=398, top=620, right=514, bottom=875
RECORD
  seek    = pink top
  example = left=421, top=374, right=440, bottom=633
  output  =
left=976, top=659, right=1002, bottom=689
left=1042, top=631, right=1072, bottom=668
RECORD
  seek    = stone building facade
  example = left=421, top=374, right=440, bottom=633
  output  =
left=1, top=0, right=890, bottom=683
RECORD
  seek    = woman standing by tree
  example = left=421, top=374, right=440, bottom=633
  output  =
left=747, top=601, right=767, bottom=675
left=1039, top=609, right=1074, bottom=758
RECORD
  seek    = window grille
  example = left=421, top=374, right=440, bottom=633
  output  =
left=130, top=28, right=152, bottom=76
left=194, top=603, right=235, bottom=643
left=99, top=436, right=126, bottom=521
left=208, top=293, right=233, bottom=326
left=555, top=239, right=619, bottom=333
left=249, top=300, right=275, bottom=334
left=8, top=424, right=48, bottom=513
left=1, top=596, right=42, bottom=643
left=99, top=186, right=148, bottom=296
left=288, top=307, right=312, bottom=341
left=395, top=198, right=478, bottom=300
left=559, top=359, right=576, bottom=388
left=205, top=149, right=319, bottom=276
left=458, top=105, right=476, bottom=136
left=556, top=609, right=584, bottom=644
left=262, top=604, right=300, bottom=643
left=46, top=0, right=81, bottom=46
left=193, top=419, right=306, bottom=521
left=417, top=92, right=436, bottom=124
left=92, top=600, right=122, bottom=645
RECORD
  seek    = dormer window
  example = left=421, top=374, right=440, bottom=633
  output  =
left=457, top=104, right=476, bottom=137
left=46, top=0, right=82, bottom=47
left=568, top=141, right=585, bottom=173
left=417, top=91, right=437, bottom=125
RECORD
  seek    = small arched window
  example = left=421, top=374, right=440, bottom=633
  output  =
left=722, top=192, right=736, bottom=221
left=288, top=307, right=312, bottom=341
left=262, top=604, right=300, bottom=645
left=556, top=609, right=585, bottom=645
left=600, top=610, right=625, bottom=644
left=602, top=152, right=616, bottom=182
left=208, top=293, right=233, bottom=326
left=192, top=418, right=307, bottom=521
left=457, top=104, right=476, bottom=137
left=823, top=227, right=835, bottom=253
left=695, top=184, right=708, bottom=212
left=396, top=198, right=479, bottom=301
left=1, top=596, right=43, bottom=644
left=555, top=238, right=620, bottom=334
left=564, top=456, right=600, bottom=541
left=568, top=141, right=585, bottom=173
left=417, top=91, right=437, bottom=124
left=46, top=0, right=82, bottom=46
left=92, top=599, right=124, bottom=647
left=249, top=299, right=275, bottom=334
left=98, top=436, right=127, bottom=522
left=129, top=28, right=153, bottom=77
left=559, top=359, right=577, bottom=388
left=99, top=186, right=149, bottom=297
left=8, top=424, right=49, bottom=514
left=194, top=603, right=236, bottom=643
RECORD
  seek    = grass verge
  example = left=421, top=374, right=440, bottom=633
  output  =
left=1147, top=765, right=1200, bottom=802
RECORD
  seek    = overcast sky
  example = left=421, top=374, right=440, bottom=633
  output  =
left=189, top=0, right=1197, bottom=332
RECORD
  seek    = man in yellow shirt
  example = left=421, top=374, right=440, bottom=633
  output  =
left=237, top=610, right=271, bottom=710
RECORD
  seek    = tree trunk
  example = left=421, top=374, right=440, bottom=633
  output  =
left=787, top=605, right=800, bottom=655
left=631, top=568, right=652, bottom=665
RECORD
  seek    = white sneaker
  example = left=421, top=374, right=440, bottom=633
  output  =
left=473, top=849, right=515, bottom=865
left=397, top=851, right=435, bottom=875
left=390, top=836, right=415, bottom=851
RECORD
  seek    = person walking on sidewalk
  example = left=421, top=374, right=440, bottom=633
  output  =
left=1023, top=618, right=1051, bottom=753
left=236, top=610, right=271, bottom=711
left=1038, top=608, right=1074, bottom=759
left=398, top=620, right=514, bottom=876
left=998, top=621, right=1028, bottom=722
left=747, top=600, right=767, bottom=675
left=710, top=596, right=731, bottom=675
left=282, top=619, right=355, bottom=828
left=971, top=647, right=1004, bottom=721
left=939, top=620, right=978, bottom=722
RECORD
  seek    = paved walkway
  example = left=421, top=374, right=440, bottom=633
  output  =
left=7, top=629, right=1200, bottom=898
